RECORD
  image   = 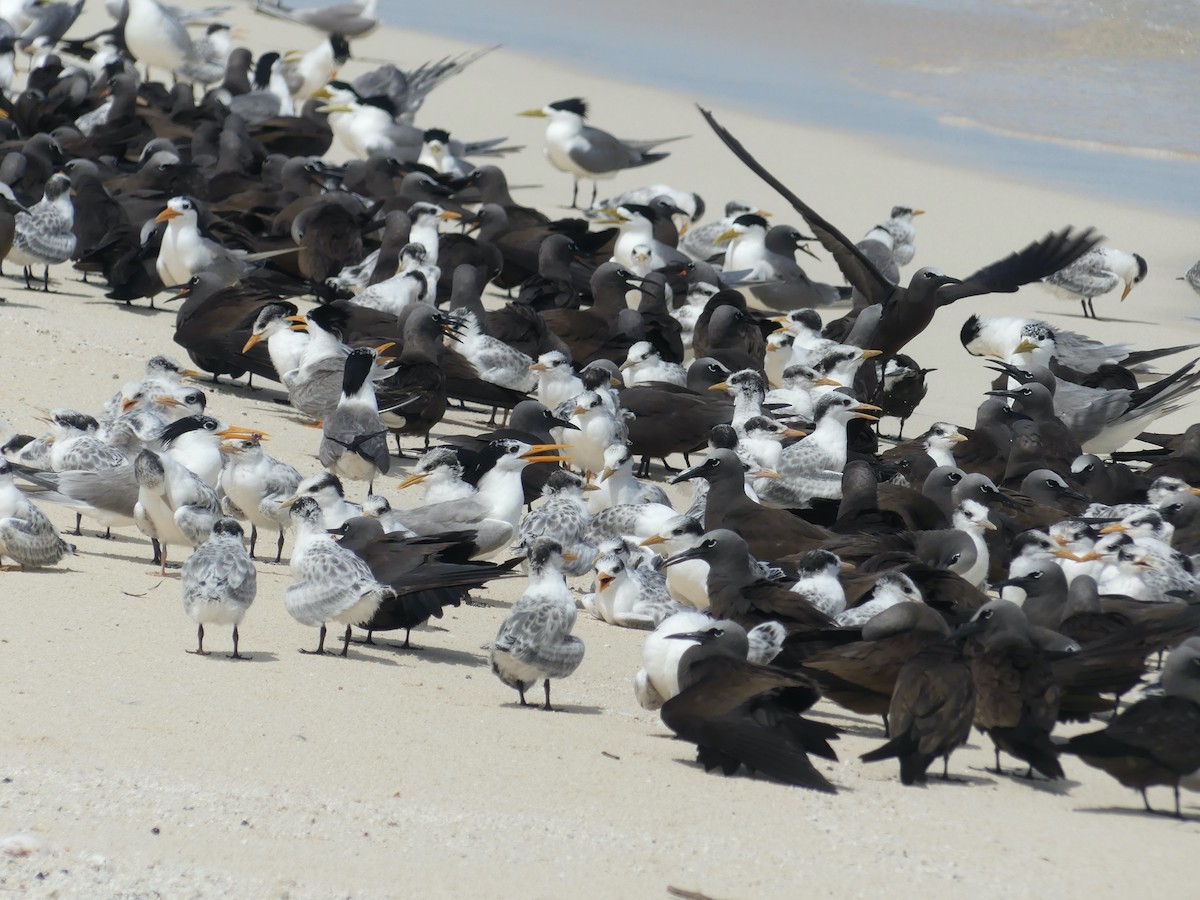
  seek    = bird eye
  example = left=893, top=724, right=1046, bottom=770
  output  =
left=1020, top=388, right=1032, bottom=396
left=924, top=271, right=935, bottom=279
left=1030, top=571, right=1042, bottom=580
left=706, top=627, right=723, bottom=637
left=980, top=609, right=993, bottom=620
left=949, top=473, right=962, bottom=483
left=1045, top=479, right=1057, bottom=487
left=702, top=539, right=716, bottom=549
left=1084, top=464, right=1094, bottom=472
left=949, top=554, right=961, bottom=564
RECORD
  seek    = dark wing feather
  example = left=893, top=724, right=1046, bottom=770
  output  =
left=698, top=106, right=894, bottom=306
left=936, top=227, right=1103, bottom=306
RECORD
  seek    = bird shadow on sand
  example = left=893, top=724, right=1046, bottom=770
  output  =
left=1034, top=309, right=1159, bottom=327
left=367, top=641, right=485, bottom=669
left=84, top=298, right=161, bottom=314
left=967, top=765, right=1080, bottom=795
left=188, top=650, right=280, bottom=665
left=1075, top=806, right=1195, bottom=820
left=301, top=647, right=401, bottom=666
left=0, top=298, right=49, bottom=309
left=500, top=700, right=605, bottom=715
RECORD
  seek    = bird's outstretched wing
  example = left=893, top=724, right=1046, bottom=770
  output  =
left=937, top=227, right=1102, bottom=306
left=698, top=106, right=895, bottom=306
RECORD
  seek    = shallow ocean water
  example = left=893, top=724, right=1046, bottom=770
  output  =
left=379, top=0, right=1200, bottom=214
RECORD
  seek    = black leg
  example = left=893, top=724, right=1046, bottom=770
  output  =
left=1142, top=788, right=1152, bottom=813
left=518, top=686, right=529, bottom=706
left=992, top=747, right=1003, bottom=775
left=882, top=713, right=889, bottom=737
left=72, top=513, right=82, bottom=536
left=1088, top=298, right=1097, bottom=319
left=228, top=625, right=245, bottom=659
left=589, top=182, right=598, bottom=207
left=104, top=527, right=112, bottom=540
left=402, top=628, right=412, bottom=649
left=192, top=623, right=205, bottom=655
left=570, top=181, right=579, bottom=209
left=275, top=530, right=285, bottom=564
left=340, top=624, right=352, bottom=657
left=43, top=266, right=49, bottom=292
left=300, top=624, right=329, bottom=655
left=249, top=524, right=258, bottom=559
left=542, top=678, right=554, bottom=711
left=151, top=538, right=161, bottom=565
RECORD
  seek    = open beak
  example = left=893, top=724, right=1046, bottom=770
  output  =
left=798, top=243, right=820, bottom=261
left=1055, top=549, right=1100, bottom=562
left=597, top=574, right=615, bottom=590
left=217, top=425, right=267, bottom=440
left=853, top=403, right=883, bottom=422
left=521, top=443, right=571, bottom=464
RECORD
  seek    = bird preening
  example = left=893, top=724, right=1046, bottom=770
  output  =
left=4, top=2, right=1200, bottom=843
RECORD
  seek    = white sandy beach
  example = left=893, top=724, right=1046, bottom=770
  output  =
left=2, top=2, right=1200, bottom=898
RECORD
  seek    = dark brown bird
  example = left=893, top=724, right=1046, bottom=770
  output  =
left=1063, top=639, right=1200, bottom=817
left=659, top=622, right=840, bottom=792
left=661, top=529, right=834, bottom=631
left=955, top=599, right=1064, bottom=780
left=699, top=107, right=1100, bottom=365
left=670, top=450, right=832, bottom=560
left=860, top=639, right=976, bottom=784
left=791, top=601, right=952, bottom=723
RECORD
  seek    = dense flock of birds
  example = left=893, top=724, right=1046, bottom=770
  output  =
left=3, top=0, right=1200, bottom=816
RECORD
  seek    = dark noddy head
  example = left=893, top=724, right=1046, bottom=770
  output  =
left=993, top=559, right=1067, bottom=602
left=1020, top=469, right=1089, bottom=505
left=670, top=449, right=743, bottom=486
left=906, top=267, right=962, bottom=294
left=661, top=528, right=748, bottom=570
left=1162, top=640, right=1200, bottom=705
left=951, top=598, right=1034, bottom=649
